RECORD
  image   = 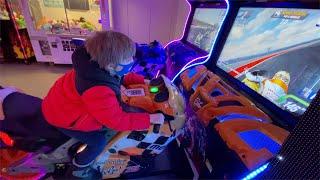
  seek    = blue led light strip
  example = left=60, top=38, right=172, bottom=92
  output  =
left=242, top=163, right=269, bottom=180
left=171, top=0, right=231, bottom=82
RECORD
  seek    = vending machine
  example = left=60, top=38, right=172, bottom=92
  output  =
left=19, top=0, right=111, bottom=64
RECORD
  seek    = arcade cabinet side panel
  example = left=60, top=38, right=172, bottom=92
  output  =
left=261, top=92, right=320, bottom=179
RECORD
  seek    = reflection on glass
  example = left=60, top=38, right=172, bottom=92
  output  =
left=0, top=0, right=10, bottom=20
left=186, top=8, right=226, bottom=52
left=28, top=0, right=101, bottom=35
left=7, top=0, right=26, bottom=29
left=66, top=0, right=102, bottom=34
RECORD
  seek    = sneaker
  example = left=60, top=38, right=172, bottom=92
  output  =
left=65, top=164, right=102, bottom=179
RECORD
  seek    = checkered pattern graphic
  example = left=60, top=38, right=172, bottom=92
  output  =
left=93, top=127, right=177, bottom=171
left=261, top=91, right=320, bottom=179
left=106, top=126, right=177, bottom=157
left=126, top=129, right=175, bottom=155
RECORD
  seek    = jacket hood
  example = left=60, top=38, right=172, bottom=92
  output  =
left=71, top=46, right=121, bottom=95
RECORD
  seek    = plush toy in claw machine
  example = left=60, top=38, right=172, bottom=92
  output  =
left=0, top=0, right=34, bottom=63
left=0, top=1, right=9, bottom=20
left=94, top=0, right=100, bottom=5
left=37, top=17, right=68, bottom=34
left=12, top=11, right=25, bottom=29
left=70, top=17, right=97, bottom=35
left=37, top=16, right=97, bottom=35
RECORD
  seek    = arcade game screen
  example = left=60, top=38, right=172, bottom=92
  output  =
left=186, top=8, right=226, bottom=52
left=217, top=7, right=320, bottom=115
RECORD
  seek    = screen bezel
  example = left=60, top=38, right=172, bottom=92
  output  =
left=205, top=1, right=320, bottom=129
left=182, top=1, right=227, bottom=54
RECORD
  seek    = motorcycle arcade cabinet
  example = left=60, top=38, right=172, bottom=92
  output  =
left=163, top=0, right=227, bottom=80
left=174, top=0, right=320, bottom=179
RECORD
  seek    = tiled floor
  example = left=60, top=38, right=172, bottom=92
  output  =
left=0, top=63, right=71, bottom=97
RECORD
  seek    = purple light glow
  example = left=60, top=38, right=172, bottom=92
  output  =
left=164, top=0, right=192, bottom=49
left=155, top=70, right=161, bottom=78
left=181, top=55, right=209, bottom=70
left=171, top=0, right=230, bottom=82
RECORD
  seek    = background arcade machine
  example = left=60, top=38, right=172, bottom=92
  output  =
left=175, top=0, right=320, bottom=179
left=19, top=0, right=110, bottom=64
left=0, top=0, right=35, bottom=63
left=162, top=0, right=227, bottom=80
left=131, top=40, right=167, bottom=79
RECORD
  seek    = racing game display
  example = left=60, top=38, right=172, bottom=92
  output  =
left=186, top=8, right=226, bottom=52
left=217, top=8, right=320, bottom=115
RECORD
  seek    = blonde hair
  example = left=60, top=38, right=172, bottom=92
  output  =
left=85, top=31, right=136, bottom=69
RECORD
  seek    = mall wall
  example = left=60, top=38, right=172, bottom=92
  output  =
left=111, top=0, right=189, bottom=44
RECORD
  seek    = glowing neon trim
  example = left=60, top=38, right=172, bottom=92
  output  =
left=181, top=55, right=209, bottom=69
left=278, top=94, right=310, bottom=107
left=164, top=0, right=192, bottom=49
left=155, top=69, right=161, bottom=78
left=242, top=163, right=269, bottom=180
left=171, top=0, right=230, bottom=82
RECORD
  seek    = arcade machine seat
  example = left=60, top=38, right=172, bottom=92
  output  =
left=215, top=119, right=289, bottom=170
left=182, top=65, right=271, bottom=125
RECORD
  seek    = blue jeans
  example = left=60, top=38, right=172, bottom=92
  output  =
left=58, top=128, right=117, bottom=166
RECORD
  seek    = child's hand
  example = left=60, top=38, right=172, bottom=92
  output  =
left=149, top=113, right=164, bottom=125
left=121, top=85, right=126, bottom=91
left=144, top=79, right=150, bottom=84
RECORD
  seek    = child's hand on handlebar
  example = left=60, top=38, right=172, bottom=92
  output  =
left=144, top=79, right=150, bottom=84
left=149, top=113, right=164, bottom=125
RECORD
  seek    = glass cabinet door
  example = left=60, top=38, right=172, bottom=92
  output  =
left=0, top=0, right=10, bottom=20
left=28, top=0, right=69, bottom=34
left=27, top=0, right=102, bottom=35
left=7, top=0, right=26, bottom=29
left=65, top=0, right=102, bottom=35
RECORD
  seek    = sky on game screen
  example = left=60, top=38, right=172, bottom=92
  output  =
left=187, top=8, right=226, bottom=52
left=217, top=8, right=320, bottom=115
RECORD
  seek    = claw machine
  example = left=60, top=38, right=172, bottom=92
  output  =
left=20, top=0, right=110, bottom=64
left=0, top=0, right=35, bottom=63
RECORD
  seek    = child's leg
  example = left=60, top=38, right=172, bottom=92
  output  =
left=58, top=128, right=113, bottom=167
left=0, top=87, right=19, bottom=120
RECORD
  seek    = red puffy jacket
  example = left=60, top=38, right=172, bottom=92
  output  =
left=42, top=46, right=150, bottom=132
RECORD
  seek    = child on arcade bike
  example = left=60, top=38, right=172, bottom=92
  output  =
left=0, top=31, right=165, bottom=179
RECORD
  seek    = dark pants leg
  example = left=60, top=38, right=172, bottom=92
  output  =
left=0, top=92, right=62, bottom=139
left=58, top=128, right=116, bottom=167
